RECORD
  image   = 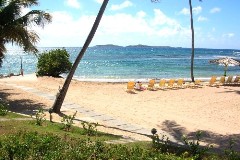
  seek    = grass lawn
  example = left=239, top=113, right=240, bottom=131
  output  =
left=0, top=112, right=121, bottom=141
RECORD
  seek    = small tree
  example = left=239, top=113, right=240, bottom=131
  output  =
left=37, top=49, right=72, bottom=77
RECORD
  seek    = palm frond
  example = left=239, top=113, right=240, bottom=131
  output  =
left=0, top=0, right=51, bottom=62
left=15, top=10, right=52, bottom=28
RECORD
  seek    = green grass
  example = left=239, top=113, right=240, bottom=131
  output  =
left=0, top=112, right=120, bottom=141
left=0, top=111, right=28, bottom=118
left=1, top=110, right=239, bottom=160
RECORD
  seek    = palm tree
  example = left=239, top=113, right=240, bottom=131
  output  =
left=52, top=0, right=109, bottom=113
left=189, top=0, right=195, bottom=82
left=152, top=0, right=202, bottom=82
left=0, top=0, right=52, bottom=66
left=189, top=0, right=202, bottom=82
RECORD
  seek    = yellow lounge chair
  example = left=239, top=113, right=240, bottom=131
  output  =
left=158, top=79, right=166, bottom=90
left=194, top=79, right=203, bottom=88
left=208, top=76, right=217, bottom=86
left=147, top=79, right=156, bottom=90
left=215, top=76, right=225, bottom=87
left=167, top=79, right=175, bottom=89
left=126, top=81, right=135, bottom=93
left=176, top=79, right=185, bottom=89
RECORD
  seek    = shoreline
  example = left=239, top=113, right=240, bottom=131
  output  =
left=2, top=73, right=236, bottom=83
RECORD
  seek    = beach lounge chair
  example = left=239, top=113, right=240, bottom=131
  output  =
left=126, top=81, right=135, bottom=93
left=176, top=79, right=185, bottom=89
left=167, top=79, right=175, bottom=89
left=224, top=75, right=233, bottom=84
left=233, top=76, right=240, bottom=84
left=207, top=76, right=217, bottom=86
left=158, top=79, right=166, bottom=90
left=215, top=76, right=225, bottom=87
left=224, top=76, right=240, bottom=86
left=147, top=79, right=156, bottom=90
left=194, top=79, right=203, bottom=88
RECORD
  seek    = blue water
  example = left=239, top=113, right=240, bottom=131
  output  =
left=1, top=46, right=240, bottom=82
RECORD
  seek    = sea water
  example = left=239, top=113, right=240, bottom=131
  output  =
left=1, top=46, right=240, bottom=82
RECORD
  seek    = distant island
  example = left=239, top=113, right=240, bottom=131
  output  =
left=92, top=44, right=177, bottom=48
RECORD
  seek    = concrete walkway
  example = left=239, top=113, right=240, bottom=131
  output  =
left=0, top=82, right=179, bottom=144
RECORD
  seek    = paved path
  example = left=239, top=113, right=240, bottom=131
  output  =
left=0, top=82, right=179, bottom=144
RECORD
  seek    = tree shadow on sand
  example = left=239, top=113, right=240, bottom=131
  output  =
left=220, top=86, right=240, bottom=95
left=160, top=120, right=240, bottom=153
left=0, top=87, right=68, bottom=118
left=0, top=88, right=49, bottom=116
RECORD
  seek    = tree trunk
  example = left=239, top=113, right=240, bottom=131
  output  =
left=189, top=0, right=195, bottom=82
left=52, top=0, right=109, bottom=113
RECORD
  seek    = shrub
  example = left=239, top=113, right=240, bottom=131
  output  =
left=36, top=48, right=72, bottom=77
left=0, top=99, right=8, bottom=116
left=61, top=111, right=77, bottom=131
left=0, top=131, right=190, bottom=160
left=224, top=138, right=240, bottom=160
left=34, top=108, right=46, bottom=126
left=81, top=121, right=98, bottom=136
left=182, top=131, right=213, bottom=160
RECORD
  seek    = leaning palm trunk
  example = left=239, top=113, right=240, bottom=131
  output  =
left=189, top=0, right=195, bottom=82
left=52, top=0, right=109, bottom=113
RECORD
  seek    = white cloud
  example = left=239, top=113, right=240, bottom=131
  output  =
left=193, top=6, right=202, bottom=15
left=179, top=8, right=189, bottom=15
left=94, top=0, right=103, bottom=4
left=197, top=16, right=208, bottom=22
left=222, top=33, right=235, bottom=38
left=179, top=6, right=202, bottom=15
left=65, top=0, right=81, bottom=9
left=110, top=0, right=133, bottom=11
left=33, top=9, right=190, bottom=47
left=152, top=9, right=179, bottom=26
left=137, top=11, right=146, bottom=18
left=210, top=7, right=221, bottom=13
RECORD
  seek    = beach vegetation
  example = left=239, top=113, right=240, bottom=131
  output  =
left=182, top=131, right=213, bottom=160
left=34, top=108, right=46, bottom=126
left=0, top=0, right=52, bottom=67
left=0, top=112, right=239, bottom=159
left=81, top=121, right=99, bottom=136
left=52, top=0, right=109, bottom=113
left=36, top=48, right=72, bottom=77
left=224, top=138, right=240, bottom=160
left=61, top=111, right=77, bottom=131
left=0, top=99, right=8, bottom=116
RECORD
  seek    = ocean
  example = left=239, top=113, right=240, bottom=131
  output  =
left=1, top=46, right=240, bottom=82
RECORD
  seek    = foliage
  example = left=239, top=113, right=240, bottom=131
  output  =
left=0, top=0, right=52, bottom=66
left=152, top=133, right=172, bottom=153
left=182, top=131, right=213, bottom=160
left=61, top=111, right=77, bottom=131
left=0, top=100, right=8, bottom=116
left=0, top=131, right=191, bottom=160
left=34, top=108, right=46, bottom=126
left=36, top=49, right=72, bottom=77
left=224, top=138, right=240, bottom=160
left=81, top=121, right=98, bottom=136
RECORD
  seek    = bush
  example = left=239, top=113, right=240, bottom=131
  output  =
left=0, top=131, right=191, bottom=160
left=36, top=49, right=72, bottom=77
left=0, top=99, right=8, bottom=116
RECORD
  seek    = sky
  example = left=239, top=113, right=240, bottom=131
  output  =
left=25, top=0, right=240, bottom=49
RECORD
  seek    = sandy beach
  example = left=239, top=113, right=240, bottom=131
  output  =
left=0, top=74, right=240, bottom=149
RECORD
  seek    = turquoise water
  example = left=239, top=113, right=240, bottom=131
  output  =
left=1, top=46, right=240, bottom=82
